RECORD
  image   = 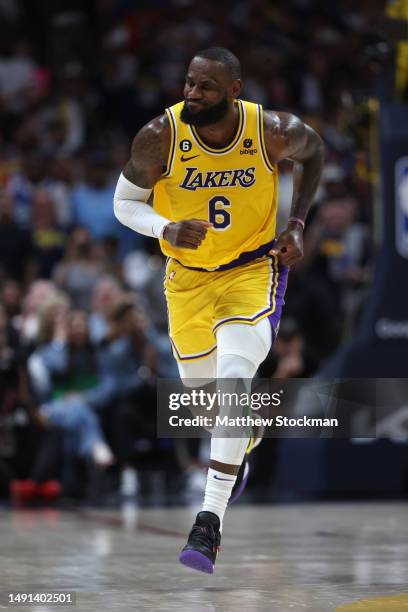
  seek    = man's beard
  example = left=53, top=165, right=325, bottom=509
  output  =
left=180, top=96, right=229, bottom=127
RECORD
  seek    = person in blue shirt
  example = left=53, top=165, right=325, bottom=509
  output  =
left=71, top=151, right=142, bottom=256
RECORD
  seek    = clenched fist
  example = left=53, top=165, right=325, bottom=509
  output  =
left=163, top=219, right=212, bottom=249
left=269, top=220, right=304, bottom=266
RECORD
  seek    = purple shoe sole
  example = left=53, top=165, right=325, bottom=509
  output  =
left=179, top=549, right=214, bottom=574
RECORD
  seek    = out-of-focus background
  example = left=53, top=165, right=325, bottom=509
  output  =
left=0, top=0, right=407, bottom=507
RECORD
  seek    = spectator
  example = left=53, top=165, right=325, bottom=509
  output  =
left=40, top=157, right=73, bottom=229
left=28, top=303, right=114, bottom=492
left=31, top=189, right=66, bottom=278
left=0, top=39, right=38, bottom=118
left=85, top=297, right=159, bottom=412
left=17, top=279, right=57, bottom=347
left=6, top=154, right=46, bottom=228
left=70, top=151, right=139, bottom=256
left=259, top=317, right=318, bottom=379
left=300, top=195, right=371, bottom=309
left=53, top=227, right=104, bottom=310
left=0, top=301, right=62, bottom=505
left=92, top=298, right=161, bottom=496
left=0, top=190, right=34, bottom=284
left=0, top=279, right=22, bottom=320
left=89, top=276, right=124, bottom=345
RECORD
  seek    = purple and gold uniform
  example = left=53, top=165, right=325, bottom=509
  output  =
left=154, top=99, right=288, bottom=361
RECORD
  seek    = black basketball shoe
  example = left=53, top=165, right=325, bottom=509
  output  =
left=179, top=511, right=221, bottom=574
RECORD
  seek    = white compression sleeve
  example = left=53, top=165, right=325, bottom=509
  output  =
left=113, top=173, right=170, bottom=238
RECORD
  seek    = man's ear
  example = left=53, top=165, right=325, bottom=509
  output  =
left=231, top=79, right=242, bottom=99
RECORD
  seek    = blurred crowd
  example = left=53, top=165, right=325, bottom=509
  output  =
left=0, top=0, right=387, bottom=503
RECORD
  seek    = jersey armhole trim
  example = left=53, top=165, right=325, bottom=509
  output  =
left=162, top=107, right=177, bottom=177
left=257, top=105, right=275, bottom=173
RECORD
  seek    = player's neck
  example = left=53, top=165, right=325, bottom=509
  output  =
left=195, top=102, right=239, bottom=149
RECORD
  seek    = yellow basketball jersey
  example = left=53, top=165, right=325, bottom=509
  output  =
left=153, top=99, right=278, bottom=269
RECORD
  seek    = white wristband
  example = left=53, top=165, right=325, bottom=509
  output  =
left=113, top=173, right=170, bottom=239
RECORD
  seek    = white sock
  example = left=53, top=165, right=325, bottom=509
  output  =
left=202, top=467, right=237, bottom=529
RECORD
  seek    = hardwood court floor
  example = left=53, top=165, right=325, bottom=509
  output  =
left=1, top=502, right=407, bottom=611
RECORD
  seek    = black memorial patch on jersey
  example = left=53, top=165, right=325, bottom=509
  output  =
left=180, top=139, right=192, bottom=152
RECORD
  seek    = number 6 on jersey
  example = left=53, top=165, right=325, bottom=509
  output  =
left=208, top=196, right=231, bottom=230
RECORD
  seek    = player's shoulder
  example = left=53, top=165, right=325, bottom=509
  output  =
left=134, top=113, right=171, bottom=145
left=262, top=109, right=306, bottom=139
left=131, top=113, right=171, bottom=165
left=262, top=109, right=311, bottom=163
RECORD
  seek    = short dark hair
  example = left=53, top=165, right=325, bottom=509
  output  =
left=110, top=300, right=133, bottom=322
left=194, top=47, right=241, bottom=81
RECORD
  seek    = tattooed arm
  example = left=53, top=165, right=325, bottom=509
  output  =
left=263, top=111, right=324, bottom=266
left=116, top=115, right=211, bottom=248
left=123, top=114, right=170, bottom=187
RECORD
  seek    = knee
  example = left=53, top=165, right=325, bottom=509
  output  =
left=217, top=354, right=257, bottom=380
left=216, top=319, right=272, bottom=374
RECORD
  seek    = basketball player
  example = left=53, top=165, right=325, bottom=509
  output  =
left=114, top=47, right=324, bottom=574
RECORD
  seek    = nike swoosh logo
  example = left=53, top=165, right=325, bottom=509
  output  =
left=213, top=475, right=235, bottom=481
left=181, top=154, right=200, bottom=162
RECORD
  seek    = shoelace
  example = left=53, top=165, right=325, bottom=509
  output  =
left=189, top=524, right=218, bottom=548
